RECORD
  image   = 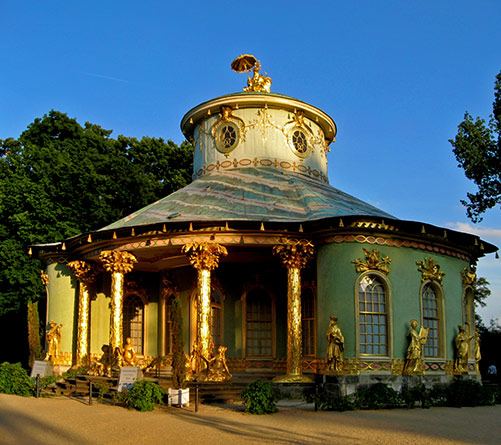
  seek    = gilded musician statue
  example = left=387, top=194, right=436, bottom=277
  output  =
left=403, top=319, right=428, bottom=375
left=326, top=315, right=344, bottom=372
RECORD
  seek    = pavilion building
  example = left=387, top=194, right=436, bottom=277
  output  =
left=34, top=56, right=497, bottom=389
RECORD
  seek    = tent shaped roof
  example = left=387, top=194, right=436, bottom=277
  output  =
left=100, top=167, right=394, bottom=231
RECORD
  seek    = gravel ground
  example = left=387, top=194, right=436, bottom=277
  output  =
left=1, top=393, right=500, bottom=444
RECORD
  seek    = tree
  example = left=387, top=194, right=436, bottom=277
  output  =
left=450, top=71, right=501, bottom=222
left=170, top=297, right=186, bottom=389
left=0, top=111, right=193, bottom=344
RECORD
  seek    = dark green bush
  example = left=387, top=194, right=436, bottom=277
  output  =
left=354, top=383, right=401, bottom=409
left=304, top=386, right=356, bottom=411
left=124, top=380, right=164, bottom=411
left=0, top=362, right=35, bottom=397
left=241, top=380, right=278, bottom=414
left=446, top=379, right=495, bottom=407
left=401, top=384, right=431, bottom=409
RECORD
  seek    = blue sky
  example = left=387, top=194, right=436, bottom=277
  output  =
left=2, top=1, right=500, bottom=322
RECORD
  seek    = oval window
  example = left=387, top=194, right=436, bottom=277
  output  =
left=215, top=123, right=240, bottom=154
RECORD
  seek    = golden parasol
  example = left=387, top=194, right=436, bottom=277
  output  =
left=231, top=54, right=257, bottom=73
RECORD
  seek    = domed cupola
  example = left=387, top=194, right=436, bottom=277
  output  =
left=181, top=55, right=337, bottom=183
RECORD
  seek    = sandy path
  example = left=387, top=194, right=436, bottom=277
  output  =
left=1, top=394, right=500, bottom=444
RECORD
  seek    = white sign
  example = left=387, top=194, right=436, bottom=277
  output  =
left=30, top=361, right=53, bottom=378
left=117, top=367, right=141, bottom=392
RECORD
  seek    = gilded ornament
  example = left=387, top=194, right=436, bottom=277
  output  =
left=416, top=257, right=445, bottom=284
left=461, top=266, right=477, bottom=288
left=40, top=270, right=49, bottom=287
left=352, top=248, right=392, bottom=275
left=67, top=260, right=99, bottom=284
left=273, top=238, right=315, bottom=270
left=182, top=242, right=228, bottom=271
left=99, top=251, right=138, bottom=274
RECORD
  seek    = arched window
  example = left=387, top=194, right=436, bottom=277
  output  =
left=246, top=288, right=273, bottom=357
left=358, top=275, right=388, bottom=356
left=301, top=286, right=316, bottom=356
left=422, top=283, right=441, bottom=358
left=123, top=294, right=144, bottom=355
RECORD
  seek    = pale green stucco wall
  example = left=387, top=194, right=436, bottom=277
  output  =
left=317, top=242, right=469, bottom=361
left=46, top=262, right=77, bottom=354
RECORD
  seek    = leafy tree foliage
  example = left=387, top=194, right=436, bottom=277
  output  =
left=450, top=71, right=501, bottom=222
left=0, top=110, right=193, bottom=317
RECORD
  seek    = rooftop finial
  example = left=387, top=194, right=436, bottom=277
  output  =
left=231, top=54, right=272, bottom=93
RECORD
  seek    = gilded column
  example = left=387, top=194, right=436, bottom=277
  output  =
left=67, top=261, right=98, bottom=367
left=99, top=251, right=137, bottom=351
left=182, top=242, right=227, bottom=374
left=273, top=238, right=314, bottom=382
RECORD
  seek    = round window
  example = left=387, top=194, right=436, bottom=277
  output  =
left=288, top=127, right=311, bottom=158
left=215, top=123, right=240, bottom=154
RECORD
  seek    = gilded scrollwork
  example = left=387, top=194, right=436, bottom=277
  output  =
left=461, top=265, right=477, bottom=288
left=416, top=257, right=445, bottom=284
left=352, top=248, right=392, bottom=275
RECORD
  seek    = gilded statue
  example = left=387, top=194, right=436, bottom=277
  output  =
left=122, top=337, right=137, bottom=367
left=473, top=331, right=481, bottom=373
left=231, top=54, right=272, bottom=93
left=403, top=319, right=428, bottom=375
left=45, top=321, right=62, bottom=362
left=326, top=315, right=344, bottom=372
left=454, top=325, right=471, bottom=372
left=88, top=344, right=121, bottom=377
left=207, top=345, right=232, bottom=382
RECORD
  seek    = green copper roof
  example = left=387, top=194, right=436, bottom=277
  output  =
left=101, top=168, right=394, bottom=230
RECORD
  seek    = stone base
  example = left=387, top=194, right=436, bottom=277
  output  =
left=272, top=373, right=313, bottom=383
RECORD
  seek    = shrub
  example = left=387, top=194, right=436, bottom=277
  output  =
left=94, top=381, right=111, bottom=402
left=401, top=384, right=431, bottom=409
left=241, top=380, right=278, bottom=414
left=124, top=380, right=164, bottom=411
left=0, top=362, right=35, bottom=397
left=354, top=383, right=401, bottom=409
left=304, top=386, right=356, bottom=411
left=446, top=379, right=494, bottom=407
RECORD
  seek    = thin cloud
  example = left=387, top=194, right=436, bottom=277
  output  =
left=446, top=222, right=501, bottom=242
left=78, top=71, right=129, bottom=83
